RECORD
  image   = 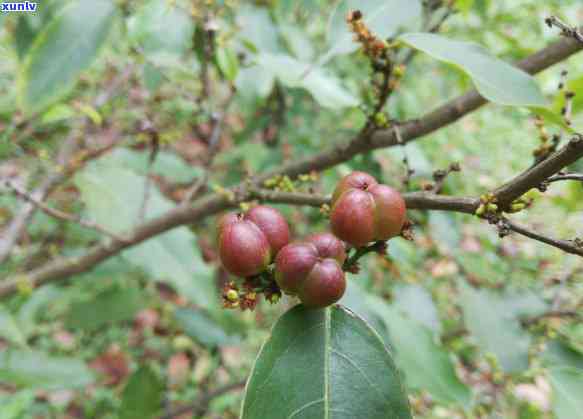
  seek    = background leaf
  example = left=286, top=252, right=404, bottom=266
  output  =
left=241, top=304, right=412, bottom=419
left=369, top=297, right=472, bottom=407
left=174, top=308, right=237, bottom=349
left=119, top=366, right=164, bottom=419
left=549, top=367, right=583, bottom=419
left=128, top=0, right=194, bottom=62
left=65, top=286, right=144, bottom=331
left=459, top=283, right=547, bottom=373
left=18, top=0, right=117, bottom=113
left=399, top=32, right=547, bottom=107
left=75, top=152, right=216, bottom=309
left=0, top=350, right=94, bottom=390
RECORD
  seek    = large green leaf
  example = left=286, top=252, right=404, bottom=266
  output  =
left=0, top=350, right=94, bottom=390
left=241, top=304, right=412, bottom=419
left=459, top=283, right=547, bottom=373
left=119, top=366, right=164, bottom=419
left=18, top=0, right=117, bottom=114
left=399, top=33, right=547, bottom=107
left=324, top=0, right=422, bottom=60
left=66, top=286, right=144, bottom=331
left=549, top=367, right=583, bottom=419
left=74, top=152, right=216, bottom=309
left=369, top=297, right=472, bottom=407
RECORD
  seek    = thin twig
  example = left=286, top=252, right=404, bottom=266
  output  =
left=545, top=16, right=583, bottom=43
left=182, top=90, right=235, bottom=205
left=0, top=67, right=133, bottom=264
left=503, top=218, right=583, bottom=257
left=3, top=180, right=126, bottom=242
left=138, top=121, right=160, bottom=223
left=546, top=173, right=583, bottom=183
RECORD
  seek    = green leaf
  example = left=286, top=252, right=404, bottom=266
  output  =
left=65, top=287, right=144, bottom=331
left=74, top=154, right=216, bottom=309
left=106, top=148, right=202, bottom=184
left=14, top=16, right=36, bottom=60
left=324, top=0, right=422, bottom=60
left=544, top=340, right=583, bottom=371
left=175, top=308, right=236, bottom=349
left=18, top=0, right=117, bottom=114
left=40, top=103, right=76, bottom=124
left=279, top=23, right=315, bottom=62
left=0, top=308, right=27, bottom=348
left=236, top=5, right=280, bottom=53
left=368, top=297, right=472, bottom=407
left=0, top=350, right=94, bottom=390
left=549, top=367, right=583, bottom=419
left=17, top=285, right=62, bottom=337
left=399, top=33, right=547, bottom=107
left=458, top=283, right=547, bottom=373
left=0, top=390, right=35, bottom=419
left=119, top=366, right=164, bottom=419
left=241, top=305, right=412, bottom=419
left=216, top=47, right=239, bottom=81
left=128, top=0, right=194, bottom=61
left=257, top=54, right=358, bottom=109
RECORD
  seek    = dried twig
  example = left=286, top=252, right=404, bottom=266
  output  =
left=3, top=180, right=126, bottom=243
left=0, top=67, right=133, bottom=264
left=545, top=16, right=583, bottom=43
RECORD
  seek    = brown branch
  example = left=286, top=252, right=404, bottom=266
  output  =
left=160, top=380, right=246, bottom=419
left=493, top=135, right=583, bottom=208
left=0, top=36, right=581, bottom=298
left=2, top=180, right=127, bottom=243
left=521, top=309, right=581, bottom=327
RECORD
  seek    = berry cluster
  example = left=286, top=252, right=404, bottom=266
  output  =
left=216, top=172, right=407, bottom=310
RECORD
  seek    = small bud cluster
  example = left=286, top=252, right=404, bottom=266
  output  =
left=475, top=193, right=499, bottom=217
left=263, top=172, right=318, bottom=192
left=532, top=117, right=560, bottom=162
left=346, top=9, right=388, bottom=58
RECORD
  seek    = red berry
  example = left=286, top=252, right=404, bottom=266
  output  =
left=217, top=206, right=290, bottom=277
left=305, top=232, right=346, bottom=265
left=299, top=259, right=346, bottom=308
left=330, top=172, right=406, bottom=246
left=275, top=236, right=347, bottom=308
left=274, top=243, right=319, bottom=294
left=331, top=171, right=377, bottom=205
left=245, top=205, right=290, bottom=256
